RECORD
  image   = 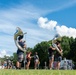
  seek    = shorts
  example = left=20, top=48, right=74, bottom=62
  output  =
left=34, top=59, right=39, bottom=63
left=17, top=52, right=24, bottom=63
left=55, top=56, right=62, bottom=62
left=49, top=55, right=54, bottom=60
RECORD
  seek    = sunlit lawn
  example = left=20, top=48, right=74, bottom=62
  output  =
left=0, top=69, right=76, bottom=75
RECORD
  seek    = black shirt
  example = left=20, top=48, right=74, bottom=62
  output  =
left=34, top=54, right=39, bottom=60
left=55, top=46, right=62, bottom=57
left=17, top=41, right=25, bottom=54
left=48, top=47, right=55, bottom=56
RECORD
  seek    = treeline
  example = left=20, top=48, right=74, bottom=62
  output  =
left=1, top=36, right=76, bottom=69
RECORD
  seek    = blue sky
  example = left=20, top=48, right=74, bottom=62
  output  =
left=0, top=0, right=76, bottom=57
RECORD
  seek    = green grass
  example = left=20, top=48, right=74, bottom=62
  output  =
left=0, top=69, right=76, bottom=75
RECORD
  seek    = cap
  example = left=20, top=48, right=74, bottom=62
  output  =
left=49, top=44, right=52, bottom=47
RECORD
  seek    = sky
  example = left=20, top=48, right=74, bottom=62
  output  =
left=0, top=0, right=76, bottom=57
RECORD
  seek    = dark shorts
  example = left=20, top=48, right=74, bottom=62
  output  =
left=55, top=56, right=62, bottom=62
left=49, top=55, right=54, bottom=60
left=17, top=52, right=24, bottom=63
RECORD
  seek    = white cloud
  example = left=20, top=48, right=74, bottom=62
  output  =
left=0, top=50, right=10, bottom=58
left=38, top=17, right=57, bottom=30
left=38, top=17, right=76, bottom=38
left=56, top=25, right=76, bottom=38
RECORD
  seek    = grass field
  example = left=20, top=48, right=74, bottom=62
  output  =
left=0, top=69, right=76, bottom=75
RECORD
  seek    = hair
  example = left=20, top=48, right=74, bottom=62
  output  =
left=55, top=40, right=61, bottom=45
left=18, top=35, right=23, bottom=40
left=57, top=40, right=61, bottom=43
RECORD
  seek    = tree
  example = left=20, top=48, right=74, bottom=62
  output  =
left=32, top=41, right=49, bottom=68
left=13, top=53, right=17, bottom=65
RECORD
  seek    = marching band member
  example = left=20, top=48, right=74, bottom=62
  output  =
left=26, top=52, right=32, bottom=69
left=16, top=35, right=26, bottom=69
left=48, top=44, right=56, bottom=69
left=54, top=40, right=63, bottom=70
left=34, top=52, right=39, bottom=69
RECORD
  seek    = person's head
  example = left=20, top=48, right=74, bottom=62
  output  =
left=27, top=51, right=32, bottom=54
left=18, top=35, right=23, bottom=41
left=35, top=52, right=38, bottom=55
left=28, top=51, right=32, bottom=55
left=55, top=40, right=61, bottom=45
left=55, top=40, right=61, bottom=48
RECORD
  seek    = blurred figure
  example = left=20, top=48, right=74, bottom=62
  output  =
left=54, top=40, right=63, bottom=70
left=26, top=52, right=32, bottom=69
left=38, top=61, right=40, bottom=69
left=7, top=59, right=12, bottom=69
left=44, top=61, right=47, bottom=69
left=4, top=61, right=7, bottom=69
left=48, top=44, right=56, bottom=69
left=34, top=52, right=39, bottom=69
left=63, top=58, right=67, bottom=70
left=16, top=35, right=26, bottom=69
